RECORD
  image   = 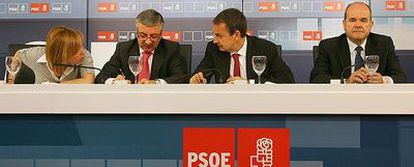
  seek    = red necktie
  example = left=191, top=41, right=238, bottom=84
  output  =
left=138, top=51, right=151, bottom=81
left=232, top=53, right=240, bottom=77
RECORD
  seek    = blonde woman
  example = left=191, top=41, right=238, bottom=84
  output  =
left=14, top=25, right=94, bottom=84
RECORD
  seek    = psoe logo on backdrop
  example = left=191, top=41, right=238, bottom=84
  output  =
left=250, top=138, right=273, bottom=167
left=187, top=152, right=232, bottom=167
left=183, top=128, right=235, bottom=167
left=238, top=128, right=290, bottom=167
left=183, top=128, right=290, bottom=167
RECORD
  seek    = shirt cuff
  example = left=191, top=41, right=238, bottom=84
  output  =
left=156, top=79, right=168, bottom=84
left=382, top=76, right=394, bottom=84
left=105, top=78, right=115, bottom=84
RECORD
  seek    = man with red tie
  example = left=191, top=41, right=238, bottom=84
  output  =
left=95, top=9, right=186, bottom=84
left=190, top=8, right=294, bottom=84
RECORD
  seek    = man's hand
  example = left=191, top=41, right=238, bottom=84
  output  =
left=190, top=72, right=207, bottom=84
left=346, top=68, right=369, bottom=84
left=110, top=75, right=131, bottom=84
left=115, top=75, right=126, bottom=80
left=367, top=72, right=384, bottom=84
left=138, top=78, right=156, bottom=84
left=226, top=77, right=245, bottom=84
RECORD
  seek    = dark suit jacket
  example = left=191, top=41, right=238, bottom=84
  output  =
left=95, top=38, right=187, bottom=84
left=310, top=33, right=406, bottom=83
left=194, top=35, right=295, bottom=83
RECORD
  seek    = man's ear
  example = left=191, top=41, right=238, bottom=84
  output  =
left=234, top=30, right=241, bottom=38
left=342, top=20, right=346, bottom=31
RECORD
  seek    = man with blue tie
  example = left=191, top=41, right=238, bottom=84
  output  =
left=310, top=2, right=406, bottom=84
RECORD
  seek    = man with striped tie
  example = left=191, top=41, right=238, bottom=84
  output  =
left=310, top=2, right=406, bottom=84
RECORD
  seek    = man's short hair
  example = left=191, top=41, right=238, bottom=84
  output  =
left=344, top=2, right=373, bottom=20
left=213, top=8, right=247, bottom=38
left=136, top=9, right=164, bottom=27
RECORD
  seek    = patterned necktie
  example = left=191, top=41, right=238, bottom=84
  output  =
left=354, top=46, right=364, bottom=71
left=138, top=51, right=151, bottom=81
left=231, top=53, right=240, bottom=77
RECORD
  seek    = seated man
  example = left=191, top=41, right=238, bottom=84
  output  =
left=95, top=9, right=186, bottom=84
left=190, top=8, right=294, bottom=84
left=310, top=2, right=406, bottom=84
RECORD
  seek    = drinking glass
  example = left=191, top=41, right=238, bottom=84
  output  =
left=252, top=56, right=267, bottom=84
left=128, top=56, right=142, bottom=84
left=364, top=55, right=380, bottom=76
left=5, top=56, right=21, bottom=83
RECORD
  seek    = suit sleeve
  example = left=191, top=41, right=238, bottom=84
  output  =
left=384, top=37, right=406, bottom=83
left=194, top=43, right=215, bottom=81
left=163, top=44, right=187, bottom=84
left=310, top=41, right=334, bottom=83
left=266, top=45, right=295, bottom=83
left=94, top=43, right=122, bottom=84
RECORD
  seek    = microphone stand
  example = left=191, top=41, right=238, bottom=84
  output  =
left=53, top=63, right=101, bottom=71
left=340, top=64, right=355, bottom=84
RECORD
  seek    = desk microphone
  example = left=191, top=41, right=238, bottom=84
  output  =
left=340, top=64, right=355, bottom=84
left=53, top=63, right=101, bottom=71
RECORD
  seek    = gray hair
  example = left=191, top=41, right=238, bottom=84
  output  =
left=135, top=9, right=164, bottom=27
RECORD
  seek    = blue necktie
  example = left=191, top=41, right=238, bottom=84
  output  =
left=354, top=46, right=364, bottom=71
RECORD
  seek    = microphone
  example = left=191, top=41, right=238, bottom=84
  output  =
left=173, top=68, right=224, bottom=84
left=53, top=63, right=101, bottom=72
left=340, top=64, right=355, bottom=84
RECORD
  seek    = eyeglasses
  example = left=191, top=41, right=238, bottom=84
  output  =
left=137, top=32, right=161, bottom=41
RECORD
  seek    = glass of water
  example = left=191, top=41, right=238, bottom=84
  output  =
left=364, top=55, right=380, bottom=76
left=5, top=56, right=21, bottom=83
left=128, top=56, right=142, bottom=84
left=252, top=56, right=267, bottom=84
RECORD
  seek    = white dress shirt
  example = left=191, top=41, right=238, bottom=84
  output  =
left=105, top=47, right=166, bottom=84
left=229, top=37, right=248, bottom=79
left=347, top=38, right=393, bottom=83
left=347, top=37, right=367, bottom=73
left=139, top=48, right=154, bottom=72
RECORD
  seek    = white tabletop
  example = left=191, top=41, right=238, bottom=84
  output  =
left=0, top=84, right=413, bottom=114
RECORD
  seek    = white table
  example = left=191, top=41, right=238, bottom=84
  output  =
left=0, top=84, right=413, bottom=114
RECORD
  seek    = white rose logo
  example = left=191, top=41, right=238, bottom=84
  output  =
left=257, top=138, right=273, bottom=150
left=251, top=137, right=274, bottom=167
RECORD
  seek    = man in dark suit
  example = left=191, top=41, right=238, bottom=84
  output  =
left=95, top=9, right=186, bottom=84
left=310, top=2, right=406, bottom=84
left=190, top=8, right=294, bottom=84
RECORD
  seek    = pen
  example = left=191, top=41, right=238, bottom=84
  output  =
left=119, top=68, right=126, bottom=79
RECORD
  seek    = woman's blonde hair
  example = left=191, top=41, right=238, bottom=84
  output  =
left=45, top=25, right=84, bottom=76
